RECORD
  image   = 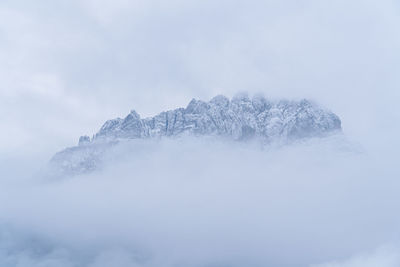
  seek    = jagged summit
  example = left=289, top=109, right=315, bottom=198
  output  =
left=83, top=94, right=340, bottom=144
left=50, top=94, right=341, bottom=175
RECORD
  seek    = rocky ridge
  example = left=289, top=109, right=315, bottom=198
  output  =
left=50, top=94, right=342, bottom=175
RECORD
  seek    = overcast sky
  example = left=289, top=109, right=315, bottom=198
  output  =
left=1, top=0, right=400, bottom=157
left=1, top=1, right=400, bottom=267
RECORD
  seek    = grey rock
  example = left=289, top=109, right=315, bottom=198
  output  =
left=78, top=135, right=90, bottom=146
left=50, top=94, right=342, bottom=175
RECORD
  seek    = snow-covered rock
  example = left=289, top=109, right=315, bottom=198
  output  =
left=50, top=94, right=342, bottom=175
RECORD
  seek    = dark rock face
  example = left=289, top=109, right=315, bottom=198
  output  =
left=50, top=94, right=342, bottom=175
left=78, top=135, right=90, bottom=146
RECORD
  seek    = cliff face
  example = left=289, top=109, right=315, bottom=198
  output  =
left=50, top=94, right=342, bottom=175
left=93, top=94, right=341, bottom=142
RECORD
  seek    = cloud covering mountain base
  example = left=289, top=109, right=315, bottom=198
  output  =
left=1, top=135, right=399, bottom=267
left=1, top=0, right=400, bottom=266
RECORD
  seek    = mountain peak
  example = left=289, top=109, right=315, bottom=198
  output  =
left=51, top=94, right=342, bottom=175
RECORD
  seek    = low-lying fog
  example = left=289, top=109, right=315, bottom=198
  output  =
left=1, top=0, right=400, bottom=266
left=0, top=134, right=399, bottom=267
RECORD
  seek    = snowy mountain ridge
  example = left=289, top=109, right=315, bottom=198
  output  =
left=50, top=94, right=342, bottom=175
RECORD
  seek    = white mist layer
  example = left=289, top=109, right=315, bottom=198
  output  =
left=312, top=246, right=400, bottom=267
left=0, top=135, right=399, bottom=267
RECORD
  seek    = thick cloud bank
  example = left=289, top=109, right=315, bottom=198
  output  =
left=312, top=247, right=400, bottom=267
left=1, top=134, right=399, bottom=267
left=1, top=0, right=400, bottom=265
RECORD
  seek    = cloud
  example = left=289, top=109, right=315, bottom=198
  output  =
left=1, top=0, right=400, bottom=266
left=0, top=134, right=399, bottom=266
left=1, top=0, right=400, bottom=156
left=312, top=246, right=400, bottom=267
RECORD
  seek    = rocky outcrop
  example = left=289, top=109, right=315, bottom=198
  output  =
left=50, top=94, right=342, bottom=175
left=91, top=94, right=341, bottom=142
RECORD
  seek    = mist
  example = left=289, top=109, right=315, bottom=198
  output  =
left=1, top=0, right=400, bottom=266
left=1, top=0, right=400, bottom=155
left=0, top=133, right=399, bottom=267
